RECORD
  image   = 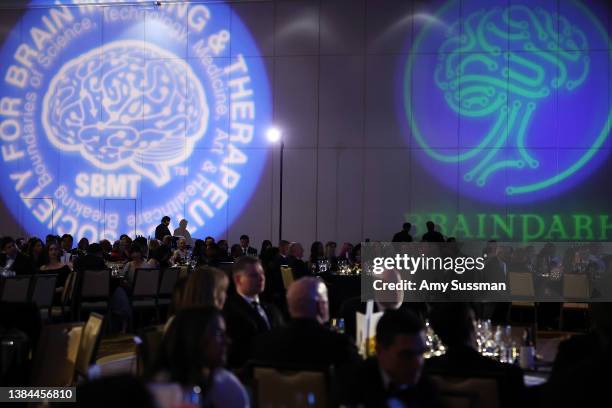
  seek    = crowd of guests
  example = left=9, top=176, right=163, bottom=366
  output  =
left=1, top=218, right=612, bottom=407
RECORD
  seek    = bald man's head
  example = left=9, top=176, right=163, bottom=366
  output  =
left=287, top=277, right=329, bottom=324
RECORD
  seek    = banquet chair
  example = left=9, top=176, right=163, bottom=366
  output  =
left=0, top=275, right=32, bottom=303
left=74, top=312, right=105, bottom=381
left=30, top=322, right=84, bottom=386
left=560, top=274, right=590, bottom=330
left=30, top=273, right=57, bottom=319
left=249, top=361, right=332, bottom=408
left=75, top=269, right=111, bottom=321
left=157, top=267, right=179, bottom=310
left=51, top=270, right=77, bottom=321
left=281, top=267, right=294, bottom=291
left=507, top=272, right=536, bottom=324
left=136, top=325, right=165, bottom=376
left=131, top=268, right=161, bottom=322
left=429, top=373, right=500, bottom=408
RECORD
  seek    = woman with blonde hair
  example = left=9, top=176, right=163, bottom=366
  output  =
left=180, top=266, right=229, bottom=310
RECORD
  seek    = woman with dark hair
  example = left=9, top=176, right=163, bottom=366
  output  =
left=39, top=242, right=72, bottom=303
left=147, top=244, right=172, bottom=269
left=25, top=237, right=45, bottom=269
left=122, top=243, right=150, bottom=283
left=76, top=237, right=90, bottom=256
left=259, top=240, right=272, bottom=260
left=191, top=239, right=206, bottom=264
left=153, top=306, right=248, bottom=407
left=309, top=241, right=325, bottom=271
left=230, top=244, right=243, bottom=260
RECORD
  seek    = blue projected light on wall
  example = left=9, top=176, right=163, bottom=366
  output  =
left=0, top=1, right=271, bottom=241
left=402, top=0, right=611, bottom=203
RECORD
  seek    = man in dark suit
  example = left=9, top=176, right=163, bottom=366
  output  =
left=253, top=277, right=360, bottom=368
left=426, top=303, right=524, bottom=408
left=287, top=242, right=308, bottom=279
left=223, top=256, right=282, bottom=368
left=392, top=222, right=413, bottom=242
left=239, top=234, right=257, bottom=256
left=154, top=216, right=171, bottom=241
left=344, top=309, right=440, bottom=408
left=0, top=237, right=33, bottom=275
left=73, top=243, right=107, bottom=272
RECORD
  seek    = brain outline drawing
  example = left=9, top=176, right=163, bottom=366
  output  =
left=42, top=40, right=209, bottom=186
left=405, top=2, right=611, bottom=197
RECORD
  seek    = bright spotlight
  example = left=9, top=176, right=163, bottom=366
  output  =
left=266, top=127, right=282, bottom=143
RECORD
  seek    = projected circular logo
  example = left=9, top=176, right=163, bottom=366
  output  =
left=0, top=1, right=271, bottom=240
left=402, top=0, right=611, bottom=202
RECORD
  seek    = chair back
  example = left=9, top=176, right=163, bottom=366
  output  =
left=0, top=275, right=32, bottom=302
left=75, top=312, right=105, bottom=379
left=430, top=374, right=500, bottom=408
left=508, top=272, right=535, bottom=299
left=80, top=269, right=111, bottom=299
left=137, top=325, right=165, bottom=375
left=563, top=273, right=590, bottom=300
left=132, top=268, right=160, bottom=298
left=30, top=274, right=58, bottom=309
left=62, top=270, right=77, bottom=305
left=30, top=323, right=84, bottom=386
left=251, top=362, right=330, bottom=408
left=281, top=267, right=294, bottom=290
left=158, top=267, right=179, bottom=297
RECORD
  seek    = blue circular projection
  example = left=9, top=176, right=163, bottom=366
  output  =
left=0, top=1, right=271, bottom=241
left=402, top=0, right=611, bottom=203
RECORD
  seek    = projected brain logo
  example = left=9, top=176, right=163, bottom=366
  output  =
left=43, top=41, right=208, bottom=186
left=0, top=2, right=271, bottom=241
left=404, top=1, right=611, bottom=202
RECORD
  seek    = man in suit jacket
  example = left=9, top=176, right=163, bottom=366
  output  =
left=223, top=256, right=282, bottom=368
left=425, top=303, right=524, bottom=408
left=239, top=234, right=257, bottom=257
left=154, top=216, right=171, bottom=241
left=0, top=237, right=33, bottom=275
left=344, top=309, right=440, bottom=408
left=287, top=242, right=308, bottom=279
left=253, top=277, right=360, bottom=368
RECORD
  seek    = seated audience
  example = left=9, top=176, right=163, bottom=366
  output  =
left=0, top=236, right=32, bottom=275
left=339, top=269, right=428, bottom=340
left=75, top=237, right=90, bottom=257
left=122, top=243, right=151, bottom=283
left=73, top=243, right=106, bottom=272
left=147, top=245, right=172, bottom=269
left=39, top=242, right=72, bottom=303
left=153, top=306, right=249, bottom=408
left=287, top=242, right=308, bottom=279
left=230, top=244, right=243, bottom=260
left=191, top=239, right=206, bottom=264
left=309, top=241, right=325, bottom=271
left=259, top=240, right=272, bottom=261
left=253, top=277, right=360, bottom=369
left=171, top=237, right=189, bottom=264
left=344, top=309, right=440, bottom=408
left=25, top=237, right=45, bottom=269
left=239, top=234, right=257, bottom=256
left=426, top=303, right=524, bottom=408
left=180, top=266, right=229, bottom=310
left=223, top=256, right=283, bottom=368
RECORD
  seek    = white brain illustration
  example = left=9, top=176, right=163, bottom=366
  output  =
left=42, top=40, right=208, bottom=186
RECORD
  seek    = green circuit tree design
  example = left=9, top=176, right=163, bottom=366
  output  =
left=433, top=5, right=590, bottom=193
